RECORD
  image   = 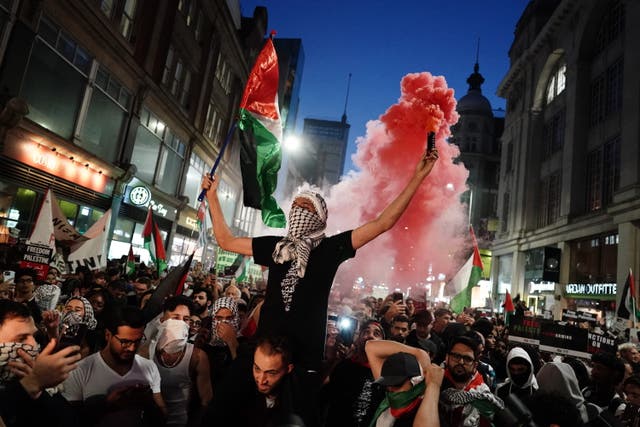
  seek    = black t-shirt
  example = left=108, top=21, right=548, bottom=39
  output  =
left=253, top=231, right=356, bottom=370
left=323, top=359, right=384, bottom=427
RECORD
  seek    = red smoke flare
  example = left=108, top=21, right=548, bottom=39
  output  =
left=325, top=72, right=469, bottom=295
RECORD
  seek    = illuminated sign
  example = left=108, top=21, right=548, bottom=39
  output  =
left=129, top=186, right=151, bottom=206
left=529, top=282, right=556, bottom=293
left=565, top=283, right=616, bottom=296
left=3, top=130, right=111, bottom=194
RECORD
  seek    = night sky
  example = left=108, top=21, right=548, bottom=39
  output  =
left=240, top=0, right=530, bottom=173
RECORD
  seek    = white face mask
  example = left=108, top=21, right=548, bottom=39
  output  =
left=157, top=319, right=189, bottom=354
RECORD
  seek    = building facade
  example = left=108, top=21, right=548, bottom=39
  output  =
left=492, top=0, right=638, bottom=322
left=450, top=62, right=503, bottom=249
left=0, top=0, right=268, bottom=271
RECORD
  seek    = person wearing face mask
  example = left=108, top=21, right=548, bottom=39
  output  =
left=494, top=346, right=538, bottom=408
left=151, top=318, right=212, bottom=427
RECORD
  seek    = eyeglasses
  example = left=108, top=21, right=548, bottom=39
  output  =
left=113, top=335, right=145, bottom=348
left=448, top=352, right=475, bottom=365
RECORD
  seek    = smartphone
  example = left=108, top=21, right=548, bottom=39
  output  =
left=337, top=316, right=358, bottom=347
left=392, top=292, right=404, bottom=303
left=55, top=323, right=88, bottom=352
left=427, top=132, right=436, bottom=153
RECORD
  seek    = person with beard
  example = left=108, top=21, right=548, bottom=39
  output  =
left=406, top=310, right=444, bottom=364
left=209, top=335, right=307, bottom=427
left=191, top=287, right=212, bottom=322
left=365, top=339, right=432, bottom=427
left=439, top=335, right=504, bottom=427
left=582, top=351, right=627, bottom=418
left=62, top=306, right=167, bottom=426
left=201, top=149, right=439, bottom=412
left=322, top=320, right=386, bottom=427
left=488, top=338, right=508, bottom=384
left=389, top=315, right=411, bottom=343
left=495, top=347, right=538, bottom=407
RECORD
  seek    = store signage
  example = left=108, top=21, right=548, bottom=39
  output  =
left=3, top=132, right=111, bottom=194
left=125, top=185, right=170, bottom=218
left=561, top=309, right=597, bottom=323
left=185, top=217, right=198, bottom=228
left=565, top=283, right=616, bottom=296
left=129, top=186, right=151, bottom=206
left=529, top=282, right=556, bottom=293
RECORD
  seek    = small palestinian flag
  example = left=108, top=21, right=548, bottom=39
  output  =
left=142, top=207, right=167, bottom=276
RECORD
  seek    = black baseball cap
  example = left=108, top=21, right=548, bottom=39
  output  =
left=374, top=352, right=421, bottom=387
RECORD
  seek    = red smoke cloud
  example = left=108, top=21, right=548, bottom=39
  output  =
left=325, top=72, right=469, bottom=294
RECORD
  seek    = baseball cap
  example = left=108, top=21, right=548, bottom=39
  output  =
left=374, top=352, right=421, bottom=387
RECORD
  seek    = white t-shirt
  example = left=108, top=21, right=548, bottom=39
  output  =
left=62, top=352, right=162, bottom=402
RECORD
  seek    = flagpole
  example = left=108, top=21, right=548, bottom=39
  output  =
left=197, top=121, right=238, bottom=202
left=632, top=268, right=637, bottom=330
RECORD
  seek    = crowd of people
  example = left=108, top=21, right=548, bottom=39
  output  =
left=1, top=148, right=640, bottom=427
left=1, top=260, right=639, bottom=427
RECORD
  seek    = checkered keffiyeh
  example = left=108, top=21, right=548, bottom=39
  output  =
left=0, top=342, right=39, bottom=383
left=272, top=191, right=327, bottom=311
left=210, top=297, right=239, bottom=346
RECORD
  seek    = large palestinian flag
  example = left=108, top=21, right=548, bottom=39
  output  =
left=238, top=37, right=286, bottom=228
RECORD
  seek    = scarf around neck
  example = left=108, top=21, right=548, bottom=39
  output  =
left=369, top=380, right=426, bottom=427
left=272, top=191, right=327, bottom=311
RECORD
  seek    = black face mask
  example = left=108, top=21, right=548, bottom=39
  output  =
left=510, top=370, right=530, bottom=387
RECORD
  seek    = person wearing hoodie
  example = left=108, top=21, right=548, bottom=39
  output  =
left=495, top=347, right=538, bottom=407
left=536, top=362, right=591, bottom=425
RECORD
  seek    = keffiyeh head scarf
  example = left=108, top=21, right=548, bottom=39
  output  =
left=0, top=342, right=39, bottom=383
left=272, top=191, right=328, bottom=311
left=65, top=296, right=97, bottom=330
left=210, top=297, right=239, bottom=347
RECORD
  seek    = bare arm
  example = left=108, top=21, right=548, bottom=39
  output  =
left=152, top=392, right=167, bottom=417
left=202, top=175, right=253, bottom=256
left=351, top=149, right=438, bottom=250
left=192, top=348, right=213, bottom=406
left=365, top=339, right=429, bottom=380
left=414, top=362, right=443, bottom=427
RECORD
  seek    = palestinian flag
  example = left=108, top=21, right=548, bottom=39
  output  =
left=238, top=37, right=286, bottom=228
left=449, top=226, right=483, bottom=314
left=142, top=208, right=167, bottom=276
left=126, top=244, right=136, bottom=277
left=617, top=269, right=640, bottom=320
left=235, top=257, right=251, bottom=283
left=503, top=291, right=515, bottom=325
left=197, top=200, right=207, bottom=249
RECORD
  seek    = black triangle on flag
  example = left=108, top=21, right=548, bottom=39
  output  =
left=142, top=253, right=194, bottom=322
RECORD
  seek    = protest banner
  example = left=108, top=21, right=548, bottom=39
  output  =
left=539, top=322, right=590, bottom=358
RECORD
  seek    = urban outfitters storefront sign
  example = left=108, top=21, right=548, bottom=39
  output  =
left=564, top=283, right=616, bottom=299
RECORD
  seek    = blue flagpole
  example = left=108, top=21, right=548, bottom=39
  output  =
left=197, top=121, right=238, bottom=202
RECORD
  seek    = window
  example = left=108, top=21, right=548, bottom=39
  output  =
left=203, top=100, right=224, bottom=145
left=183, top=154, right=210, bottom=208
left=95, top=0, right=138, bottom=41
left=546, top=63, right=566, bottom=104
left=505, top=142, right=513, bottom=173
left=131, top=107, right=187, bottom=195
left=215, top=51, right=232, bottom=94
left=589, top=58, right=623, bottom=127
left=595, top=0, right=625, bottom=54
left=79, top=66, right=131, bottom=162
left=543, top=109, right=565, bottom=158
left=501, top=192, right=510, bottom=232
left=586, top=136, right=620, bottom=212
left=539, top=173, right=561, bottom=227
left=162, top=45, right=192, bottom=109
left=21, top=17, right=92, bottom=139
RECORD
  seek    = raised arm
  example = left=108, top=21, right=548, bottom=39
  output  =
left=414, top=362, right=443, bottom=427
left=365, top=339, right=429, bottom=380
left=201, top=175, right=253, bottom=256
left=351, top=149, right=439, bottom=250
